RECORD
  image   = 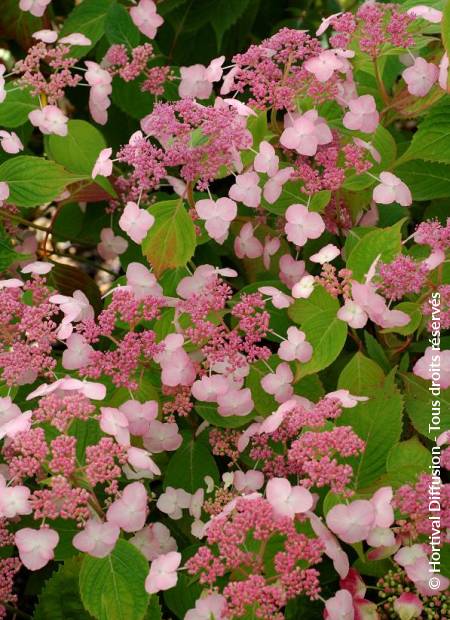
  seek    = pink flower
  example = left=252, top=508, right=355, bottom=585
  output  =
left=157, top=487, right=191, bottom=520
left=316, top=12, right=342, bottom=36
left=407, top=5, right=442, bottom=22
left=0, top=66, right=6, bottom=104
left=353, top=138, right=381, bottom=164
left=85, top=61, right=112, bottom=125
left=130, top=0, right=164, bottom=40
left=439, top=53, right=449, bottom=91
left=280, top=111, right=332, bottom=156
left=292, top=274, right=315, bottom=299
left=304, top=50, right=345, bottom=82
left=120, top=400, right=158, bottom=436
left=402, top=57, right=438, bottom=96
left=413, top=346, right=450, bottom=389
left=126, top=262, right=163, bottom=299
left=145, top=551, right=181, bottom=594
left=262, top=236, right=280, bottom=269
left=127, top=447, right=161, bottom=477
left=195, top=197, right=237, bottom=243
left=324, top=589, right=354, bottom=620
left=285, top=204, right=325, bottom=247
left=325, top=389, right=368, bottom=408
left=254, top=141, right=279, bottom=176
left=49, top=290, right=94, bottom=338
left=266, top=477, right=313, bottom=518
left=19, top=0, right=51, bottom=17
left=21, top=261, right=53, bottom=275
left=337, top=301, right=368, bottom=328
left=0, top=410, right=32, bottom=440
left=59, top=33, right=91, bottom=46
left=144, top=421, right=183, bottom=453
left=185, top=594, right=226, bottom=620
left=191, top=375, right=229, bottom=403
left=370, top=486, right=394, bottom=528
left=205, top=56, right=225, bottom=82
left=228, top=171, right=261, bottom=208
left=73, top=519, right=120, bottom=558
left=309, top=513, right=349, bottom=579
left=15, top=528, right=59, bottom=571
left=100, top=407, right=130, bottom=446
left=119, top=202, right=155, bottom=244
left=393, top=593, right=423, bottom=620
left=217, top=387, right=254, bottom=417
left=32, top=29, right=58, bottom=43
left=62, top=334, right=94, bottom=370
left=0, top=479, right=31, bottom=518
left=0, top=181, right=9, bottom=203
left=130, top=522, right=177, bottom=561
left=260, top=363, right=294, bottom=403
left=259, top=286, right=293, bottom=309
left=343, top=95, right=379, bottom=134
left=279, top=254, right=305, bottom=288
left=326, top=500, right=376, bottom=544
left=97, top=228, right=128, bottom=261
left=106, top=482, right=148, bottom=532
left=278, top=327, right=313, bottom=362
left=310, top=243, right=340, bottom=264
left=92, top=148, right=113, bottom=178
left=222, top=98, right=256, bottom=117
left=263, top=167, right=294, bottom=203
left=372, top=172, right=412, bottom=206
left=0, top=130, right=23, bottom=154
left=179, top=65, right=212, bottom=99
left=29, top=105, right=68, bottom=136
left=405, top=557, right=449, bottom=595
left=234, top=222, right=263, bottom=259
left=26, top=377, right=106, bottom=401
left=233, top=470, right=264, bottom=494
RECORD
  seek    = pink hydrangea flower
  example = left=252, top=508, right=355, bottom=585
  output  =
left=316, top=12, right=342, bottom=36
left=266, top=477, right=314, bottom=518
left=292, top=274, right=315, bottom=299
left=59, top=33, right=91, bottom=46
left=28, top=105, right=68, bottom=136
left=393, top=593, right=423, bottom=619
left=278, top=327, right=313, bottom=362
left=157, top=487, right=192, bottom=520
left=97, top=228, right=128, bottom=261
left=143, top=421, right=183, bottom=453
left=279, top=254, right=306, bottom=288
left=310, top=243, right=340, bottom=264
left=254, top=141, right=279, bottom=176
left=100, top=407, right=130, bottom=446
left=0, top=130, right=23, bottom=154
left=21, top=261, right=53, bottom=275
left=119, top=202, right=155, bottom=244
left=309, top=512, right=349, bottom=579
left=407, top=5, right=442, bottom=22
left=32, top=29, right=58, bottom=43
left=130, top=0, right=164, bottom=39
left=62, top=334, right=94, bottom=370
left=73, top=519, right=120, bottom=558
left=92, top=148, right=113, bottom=178
left=337, top=300, right=368, bottom=329
left=343, top=95, right=379, bottom=134
left=260, top=362, right=294, bottom=403
left=263, top=166, right=294, bottom=203
left=49, top=289, right=94, bottom=338
left=0, top=181, right=9, bottom=203
left=130, top=522, right=177, bottom=561
left=324, top=589, right=354, bottom=620
left=326, top=500, right=376, bottom=544
left=145, top=551, right=181, bottom=594
left=106, top=482, right=148, bottom=532
left=402, top=57, right=438, bottom=96
left=15, top=528, right=59, bottom=571
left=127, top=446, right=161, bottom=477
left=280, top=111, right=332, bottom=156
left=185, top=594, right=226, bottom=620
left=233, top=470, right=265, bottom=494
left=85, top=61, right=112, bottom=125
left=304, top=50, right=345, bottom=82
left=372, top=172, right=412, bottom=206
left=285, top=204, right=325, bottom=247
left=259, top=286, right=293, bottom=309
left=217, top=387, right=254, bottom=417
left=205, top=56, right=225, bottom=82
left=195, top=197, right=237, bottom=243
left=413, top=346, right=450, bottom=389
left=19, top=0, right=51, bottom=17
left=234, top=222, right=263, bottom=259
left=191, top=375, right=230, bottom=403
left=228, top=171, right=261, bottom=208
left=119, top=399, right=158, bottom=436
left=325, top=390, right=368, bottom=408
left=126, top=262, right=163, bottom=299
left=0, top=477, right=32, bottom=518
left=439, top=53, right=449, bottom=91
left=179, top=65, right=213, bottom=99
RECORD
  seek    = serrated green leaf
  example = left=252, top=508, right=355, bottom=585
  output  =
left=346, top=220, right=404, bottom=281
left=164, top=432, right=219, bottom=492
left=401, top=372, right=450, bottom=437
left=142, top=200, right=196, bottom=276
left=363, top=332, right=391, bottom=373
left=79, top=540, right=149, bottom=620
left=0, top=84, right=39, bottom=128
left=398, top=98, right=450, bottom=164
left=387, top=436, right=430, bottom=474
left=0, top=156, right=80, bottom=207
left=105, top=3, right=140, bottom=49
left=288, top=285, right=339, bottom=325
left=338, top=352, right=385, bottom=395
left=395, top=159, right=450, bottom=200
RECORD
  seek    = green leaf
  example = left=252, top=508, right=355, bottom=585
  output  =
left=195, top=402, right=259, bottom=428
left=338, top=387, right=403, bottom=490
left=59, top=0, right=113, bottom=58
left=288, top=285, right=339, bottom=325
left=363, top=332, right=391, bottom=373
left=338, top=352, right=385, bottom=395
left=105, top=3, right=140, bottom=49
left=443, top=0, right=450, bottom=59
left=34, top=557, right=94, bottom=620
left=401, top=372, right=450, bottom=437
left=79, top=540, right=149, bottom=620
left=387, top=437, right=430, bottom=475
left=164, top=432, right=219, bottom=492
left=142, top=200, right=196, bottom=276
left=145, top=595, right=162, bottom=620
left=346, top=220, right=404, bottom=281
left=0, top=84, right=39, bottom=128
left=398, top=98, right=450, bottom=164
left=395, top=159, right=450, bottom=200
left=69, top=419, right=102, bottom=466
left=111, top=76, right=155, bottom=120
left=0, top=223, right=28, bottom=271
left=47, top=120, right=116, bottom=196
left=0, top=156, right=79, bottom=207
left=295, top=310, right=348, bottom=379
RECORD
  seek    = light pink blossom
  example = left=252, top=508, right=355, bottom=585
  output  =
left=292, top=274, right=315, bottom=298
left=120, top=399, right=158, bottom=436
left=92, top=148, right=113, bottom=178
left=304, top=50, right=345, bottom=82
left=119, top=202, right=155, bottom=244
left=407, top=5, right=442, bottom=23
left=234, top=222, right=263, bottom=259
left=19, top=0, right=51, bottom=18
left=73, top=519, right=120, bottom=558
left=185, top=594, right=226, bottom=620
left=126, top=262, right=163, bottom=299
left=179, top=65, right=212, bottom=99
left=100, top=407, right=130, bottom=446
left=32, top=29, right=58, bottom=43
left=145, top=551, right=181, bottom=594
left=97, top=228, right=128, bottom=261
left=15, top=528, right=59, bottom=571
left=259, top=286, right=293, bottom=309
left=254, top=141, right=279, bottom=176
left=309, top=243, right=340, bottom=264
left=402, top=57, right=438, bottom=97
left=280, top=111, right=332, bottom=156
left=217, top=387, right=254, bottom=417
left=130, top=0, right=163, bottom=39
left=263, top=166, right=294, bottom=203
left=157, top=487, right=192, bottom=520
left=0, top=130, right=23, bottom=154
left=0, top=479, right=31, bottom=519
left=195, top=197, right=237, bottom=243
left=413, top=346, right=450, bottom=389
left=278, top=327, right=313, bottom=362
left=130, top=522, right=177, bottom=561
left=393, top=593, right=423, bottom=619
left=266, top=477, right=314, bottom=518
left=285, top=204, right=325, bottom=247
left=205, top=56, right=225, bottom=82
left=324, top=589, right=354, bottom=620
left=372, top=172, right=412, bottom=206
left=229, top=171, right=261, bottom=208
left=343, top=95, right=379, bottom=134
left=143, top=421, right=183, bottom=453
left=260, top=363, right=294, bottom=403
left=326, top=500, right=376, bottom=544
left=62, top=334, right=94, bottom=370
left=279, top=254, right=306, bottom=288
left=28, top=105, right=68, bottom=136
left=106, top=482, right=148, bottom=532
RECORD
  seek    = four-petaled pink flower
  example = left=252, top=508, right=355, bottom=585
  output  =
left=372, top=172, right=412, bottom=206
left=145, top=551, right=181, bottom=594
left=73, top=519, right=120, bottom=558
left=326, top=500, right=376, bottom=544
left=260, top=362, right=294, bottom=403
left=304, top=50, right=344, bottom=82
left=229, top=171, right=261, bottom=208
left=29, top=105, right=68, bottom=136
left=402, top=57, right=438, bottom=97
left=0, top=130, right=23, bottom=154
left=97, top=228, right=128, bottom=261
left=126, top=262, right=163, bottom=299
left=130, top=0, right=164, bottom=40
left=234, top=222, right=263, bottom=259
left=266, top=477, right=314, bottom=518
left=19, top=0, right=51, bottom=17
left=179, top=65, right=213, bottom=99
left=254, top=141, right=279, bottom=177
left=343, top=95, right=379, bottom=134
left=119, top=202, right=155, bottom=244
left=15, top=527, right=59, bottom=571
left=92, top=148, right=113, bottom=178
left=280, top=111, right=332, bottom=156
left=285, top=204, right=325, bottom=247
left=195, top=197, right=237, bottom=243
left=106, top=482, right=148, bottom=532
left=278, top=326, right=313, bottom=362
